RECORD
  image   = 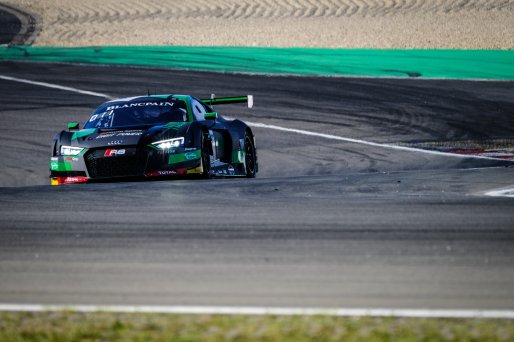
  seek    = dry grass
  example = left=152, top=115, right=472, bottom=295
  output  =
left=1, top=311, right=514, bottom=341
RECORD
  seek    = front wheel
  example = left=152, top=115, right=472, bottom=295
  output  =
left=244, top=134, right=256, bottom=178
left=201, top=133, right=211, bottom=179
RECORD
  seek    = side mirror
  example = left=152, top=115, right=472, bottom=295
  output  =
left=67, top=122, right=79, bottom=131
left=205, top=112, right=218, bottom=121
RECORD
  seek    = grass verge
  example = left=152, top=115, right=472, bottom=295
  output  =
left=1, top=311, right=513, bottom=341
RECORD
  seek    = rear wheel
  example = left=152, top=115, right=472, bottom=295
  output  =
left=244, top=134, right=256, bottom=178
left=201, top=133, right=211, bottom=179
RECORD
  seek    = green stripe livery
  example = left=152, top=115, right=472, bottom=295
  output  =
left=71, top=129, right=96, bottom=140
left=50, top=161, right=72, bottom=171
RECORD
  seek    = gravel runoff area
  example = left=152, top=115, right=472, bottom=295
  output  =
left=3, top=0, right=514, bottom=49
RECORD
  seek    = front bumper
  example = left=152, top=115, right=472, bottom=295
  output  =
left=50, top=147, right=202, bottom=185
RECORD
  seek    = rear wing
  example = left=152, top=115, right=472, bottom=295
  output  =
left=201, top=95, right=253, bottom=108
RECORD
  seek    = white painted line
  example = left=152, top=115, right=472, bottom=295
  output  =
left=484, top=187, right=514, bottom=198
left=0, top=75, right=112, bottom=99
left=0, top=304, right=513, bottom=319
left=246, top=121, right=514, bottom=162
left=2, top=73, right=510, bottom=162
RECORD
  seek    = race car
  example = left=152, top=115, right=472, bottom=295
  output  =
left=50, top=94, right=257, bottom=185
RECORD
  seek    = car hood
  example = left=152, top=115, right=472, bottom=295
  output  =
left=68, top=123, right=189, bottom=148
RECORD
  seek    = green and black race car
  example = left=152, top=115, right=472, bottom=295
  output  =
left=50, top=94, right=257, bottom=185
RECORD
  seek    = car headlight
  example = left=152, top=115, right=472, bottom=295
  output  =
left=152, top=137, right=184, bottom=150
left=60, top=145, right=84, bottom=156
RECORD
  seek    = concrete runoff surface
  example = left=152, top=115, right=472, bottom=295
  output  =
left=0, top=61, right=513, bottom=309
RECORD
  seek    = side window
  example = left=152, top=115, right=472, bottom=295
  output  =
left=192, top=99, right=207, bottom=121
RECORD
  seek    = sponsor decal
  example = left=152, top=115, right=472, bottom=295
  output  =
left=104, top=149, right=126, bottom=157
left=117, top=131, right=143, bottom=137
left=96, top=131, right=142, bottom=139
left=88, top=111, right=113, bottom=123
left=63, top=176, right=88, bottom=184
left=228, top=165, right=235, bottom=175
left=147, top=169, right=187, bottom=177
left=50, top=162, right=58, bottom=170
left=50, top=157, right=58, bottom=161
left=107, top=140, right=123, bottom=146
left=185, top=152, right=198, bottom=160
left=106, top=102, right=175, bottom=111
left=157, top=170, right=177, bottom=175
left=65, top=157, right=79, bottom=161
left=168, top=151, right=201, bottom=164
left=96, top=133, right=116, bottom=139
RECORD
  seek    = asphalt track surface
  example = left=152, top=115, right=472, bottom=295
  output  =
left=0, top=7, right=20, bottom=45
left=0, top=4, right=38, bottom=46
left=0, top=61, right=514, bottom=309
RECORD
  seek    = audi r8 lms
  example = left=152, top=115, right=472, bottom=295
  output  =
left=50, top=94, right=257, bottom=185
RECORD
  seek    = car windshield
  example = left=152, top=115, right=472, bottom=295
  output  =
left=84, top=99, right=188, bottom=129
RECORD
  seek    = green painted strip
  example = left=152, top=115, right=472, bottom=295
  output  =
left=232, top=150, right=245, bottom=164
left=71, top=129, right=96, bottom=140
left=163, top=122, right=188, bottom=129
left=1, top=46, right=513, bottom=80
left=50, top=161, right=72, bottom=171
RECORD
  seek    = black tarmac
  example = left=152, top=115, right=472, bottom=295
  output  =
left=0, top=61, right=513, bottom=309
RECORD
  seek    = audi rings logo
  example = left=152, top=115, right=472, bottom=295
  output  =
left=107, top=140, right=123, bottom=146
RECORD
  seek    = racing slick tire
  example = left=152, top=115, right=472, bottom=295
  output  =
left=201, top=132, right=212, bottom=179
left=244, top=133, right=256, bottom=178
